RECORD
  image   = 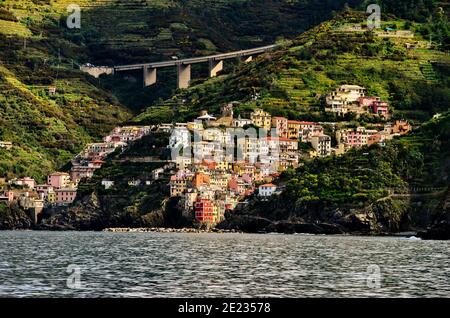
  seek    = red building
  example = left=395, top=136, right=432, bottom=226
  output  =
left=195, top=198, right=215, bottom=223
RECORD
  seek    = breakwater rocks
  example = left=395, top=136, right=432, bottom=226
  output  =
left=102, top=227, right=241, bottom=234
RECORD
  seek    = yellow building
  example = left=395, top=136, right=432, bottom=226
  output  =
left=47, top=190, right=56, bottom=203
left=250, top=109, right=272, bottom=130
left=187, top=121, right=204, bottom=131
left=215, top=161, right=232, bottom=171
left=288, top=121, right=302, bottom=140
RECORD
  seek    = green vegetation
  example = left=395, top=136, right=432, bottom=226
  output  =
left=0, top=56, right=130, bottom=181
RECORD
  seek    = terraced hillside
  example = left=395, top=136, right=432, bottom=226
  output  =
left=135, top=11, right=450, bottom=124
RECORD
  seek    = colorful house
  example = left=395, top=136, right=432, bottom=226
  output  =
left=55, top=188, right=77, bottom=205
left=13, top=177, right=36, bottom=190
left=47, top=172, right=70, bottom=189
left=258, top=184, right=277, bottom=197
left=271, top=117, right=289, bottom=138
left=251, top=108, right=272, bottom=130
left=195, top=197, right=215, bottom=223
left=311, top=134, right=332, bottom=157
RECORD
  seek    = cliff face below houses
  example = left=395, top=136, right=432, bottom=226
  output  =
left=217, top=196, right=444, bottom=236
left=419, top=189, right=450, bottom=240
left=39, top=192, right=176, bottom=231
left=0, top=202, right=34, bottom=230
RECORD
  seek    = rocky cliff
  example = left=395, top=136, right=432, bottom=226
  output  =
left=419, top=188, right=450, bottom=240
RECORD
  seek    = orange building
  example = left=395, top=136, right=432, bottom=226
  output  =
left=392, top=120, right=411, bottom=135
left=193, top=173, right=211, bottom=188
left=272, top=117, right=288, bottom=138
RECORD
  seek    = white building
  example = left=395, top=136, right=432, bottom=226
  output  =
left=311, top=134, right=332, bottom=157
left=325, top=85, right=366, bottom=116
left=232, top=117, right=253, bottom=128
left=258, top=184, right=277, bottom=197
left=101, top=180, right=115, bottom=190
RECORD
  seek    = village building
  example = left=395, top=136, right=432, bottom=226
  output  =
left=392, top=120, right=412, bottom=135
left=181, top=189, right=198, bottom=218
left=157, top=123, right=174, bottom=133
left=197, top=111, right=217, bottom=126
left=186, top=121, right=203, bottom=131
left=70, top=161, right=103, bottom=183
left=0, top=141, right=13, bottom=150
left=232, top=116, right=253, bottom=128
left=55, top=188, right=77, bottom=205
left=128, top=180, right=141, bottom=187
left=299, top=123, right=324, bottom=143
left=272, top=117, right=289, bottom=138
left=195, top=197, right=215, bottom=224
left=337, top=127, right=379, bottom=150
left=326, top=85, right=367, bottom=116
left=311, top=134, right=332, bottom=157
left=36, top=184, right=56, bottom=203
left=170, top=171, right=194, bottom=197
left=47, top=172, right=71, bottom=189
left=152, top=168, right=165, bottom=180
left=101, top=180, right=115, bottom=190
left=258, top=184, right=277, bottom=197
left=12, top=177, right=36, bottom=190
left=251, top=108, right=272, bottom=130
left=359, top=97, right=390, bottom=118
left=287, top=120, right=302, bottom=139
left=0, top=191, right=14, bottom=203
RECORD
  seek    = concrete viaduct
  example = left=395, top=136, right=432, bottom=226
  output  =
left=80, top=44, right=277, bottom=89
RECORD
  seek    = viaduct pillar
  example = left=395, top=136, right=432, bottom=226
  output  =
left=209, top=59, right=224, bottom=77
left=177, top=64, right=191, bottom=89
left=143, top=66, right=157, bottom=87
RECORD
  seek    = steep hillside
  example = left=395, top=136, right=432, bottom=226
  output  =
left=135, top=11, right=450, bottom=124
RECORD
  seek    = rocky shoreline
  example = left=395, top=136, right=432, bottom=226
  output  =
left=102, top=227, right=242, bottom=234
left=100, top=227, right=423, bottom=238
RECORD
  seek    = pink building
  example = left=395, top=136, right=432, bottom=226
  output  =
left=47, top=172, right=71, bottom=189
left=369, top=101, right=389, bottom=117
left=0, top=191, right=14, bottom=203
left=359, top=96, right=381, bottom=107
left=15, top=177, right=36, bottom=190
left=359, top=97, right=390, bottom=117
left=228, top=176, right=246, bottom=196
left=55, top=188, right=77, bottom=204
left=344, top=130, right=365, bottom=148
left=69, top=161, right=103, bottom=183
